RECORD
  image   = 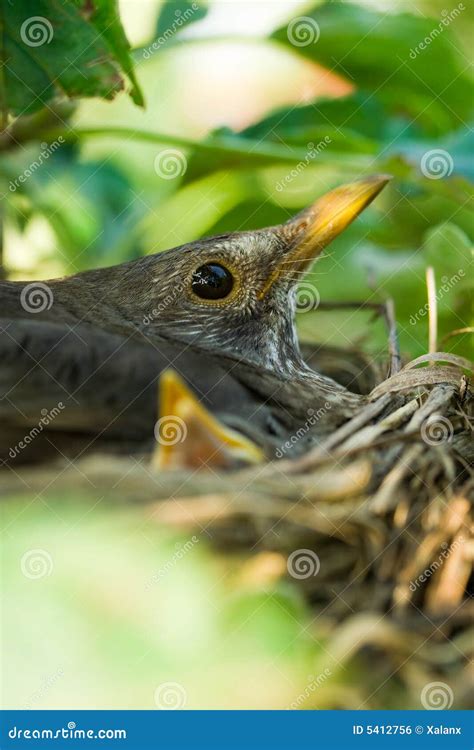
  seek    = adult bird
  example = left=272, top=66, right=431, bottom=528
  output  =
left=0, top=176, right=390, bottom=467
left=0, top=318, right=327, bottom=466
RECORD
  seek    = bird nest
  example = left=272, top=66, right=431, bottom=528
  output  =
left=5, top=343, right=472, bottom=708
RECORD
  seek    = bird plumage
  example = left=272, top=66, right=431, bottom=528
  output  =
left=0, top=317, right=339, bottom=465
left=0, top=176, right=390, bottom=466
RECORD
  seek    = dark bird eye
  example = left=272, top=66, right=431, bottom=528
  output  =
left=191, top=263, right=234, bottom=300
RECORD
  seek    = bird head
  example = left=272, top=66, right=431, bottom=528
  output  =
left=106, top=175, right=391, bottom=373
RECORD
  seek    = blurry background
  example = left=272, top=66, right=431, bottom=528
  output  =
left=1, top=0, right=472, bottom=710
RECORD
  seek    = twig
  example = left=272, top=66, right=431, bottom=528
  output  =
left=403, top=385, right=456, bottom=432
left=369, top=386, right=458, bottom=514
left=305, top=299, right=401, bottom=376
left=0, top=102, right=75, bottom=151
left=403, top=352, right=473, bottom=372
left=5, top=125, right=370, bottom=172
left=382, top=298, right=401, bottom=377
left=314, top=301, right=382, bottom=311
left=439, top=327, right=474, bottom=348
left=426, top=266, right=437, bottom=354
left=369, top=365, right=464, bottom=399
left=282, top=394, right=393, bottom=472
left=339, top=399, right=419, bottom=452
left=370, top=444, right=425, bottom=514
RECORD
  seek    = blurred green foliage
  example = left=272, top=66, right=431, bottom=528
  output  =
left=2, top=490, right=444, bottom=710
left=1, top=493, right=330, bottom=710
left=273, top=3, right=472, bottom=134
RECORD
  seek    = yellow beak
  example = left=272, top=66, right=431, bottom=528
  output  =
left=152, top=370, right=264, bottom=471
left=259, top=174, right=391, bottom=298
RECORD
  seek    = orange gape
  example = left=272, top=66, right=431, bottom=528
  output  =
left=153, top=370, right=264, bottom=471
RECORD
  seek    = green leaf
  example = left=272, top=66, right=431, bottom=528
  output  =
left=240, top=93, right=389, bottom=146
left=391, top=127, right=474, bottom=183
left=272, top=2, right=474, bottom=136
left=155, top=0, right=207, bottom=40
left=423, top=222, right=472, bottom=279
left=140, top=171, right=257, bottom=253
left=0, top=0, right=143, bottom=117
left=183, top=125, right=371, bottom=184
left=73, top=0, right=144, bottom=107
left=204, top=200, right=291, bottom=236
